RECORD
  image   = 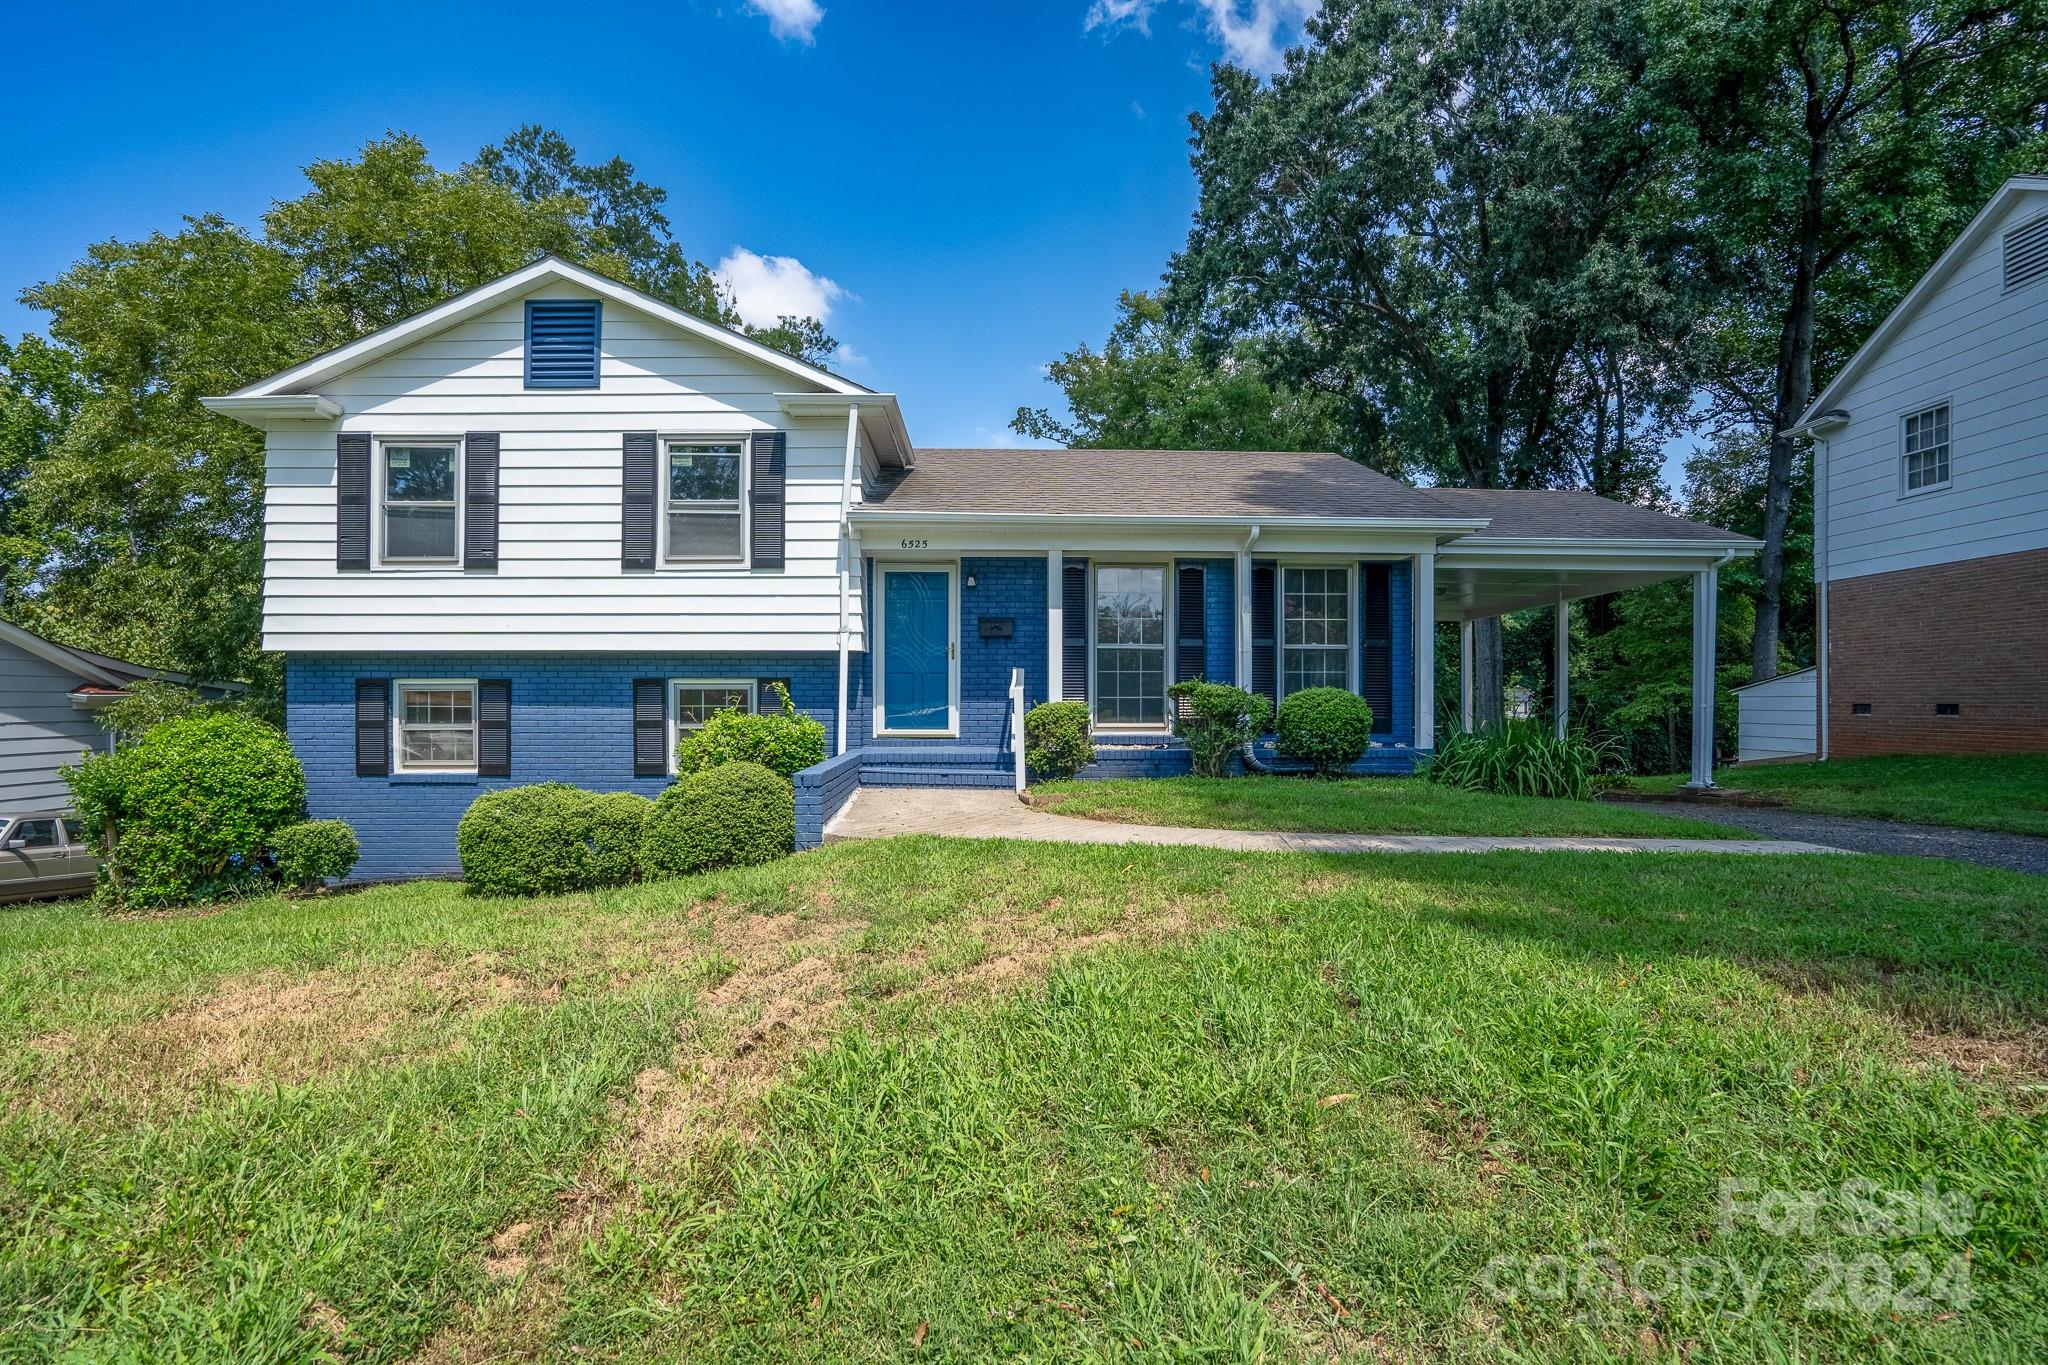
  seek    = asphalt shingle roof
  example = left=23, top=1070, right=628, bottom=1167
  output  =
left=868, top=448, right=1751, bottom=544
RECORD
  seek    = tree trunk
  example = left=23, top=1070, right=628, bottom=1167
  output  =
left=1756, top=106, right=1831, bottom=682
left=1470, top=616, right=1505, bottom=729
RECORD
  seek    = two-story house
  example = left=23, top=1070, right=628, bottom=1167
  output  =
left=206, top=257, right=1754, bottom=879
left=1787, top=174, right=2048, bottom=759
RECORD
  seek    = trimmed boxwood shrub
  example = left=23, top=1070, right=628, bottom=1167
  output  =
left=1276, top=687, right=1374, bottom=778
left=676, top=684, right=827, bottom=780
left=457, top=783, right=650, bottom=895
left=639, top=762, right=794, bottom=878
left=1167, top=681, right=1271, bottom=778
left=1024, top=701, right=1093, bottom=781
left=270, top=820, right=361, bottom=890
left=63, top=712, right=307, bottom=908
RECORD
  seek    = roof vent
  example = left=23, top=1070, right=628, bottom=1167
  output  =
left=2004, top=213, right=2048, bottom=291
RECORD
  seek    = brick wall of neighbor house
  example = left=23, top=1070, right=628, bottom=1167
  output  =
left=287, top=653, right=840, bottom=880
left=1825, top=545, right=2048, bottom=757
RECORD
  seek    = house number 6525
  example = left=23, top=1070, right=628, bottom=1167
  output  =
left=900, top=538, right=929, bottom=550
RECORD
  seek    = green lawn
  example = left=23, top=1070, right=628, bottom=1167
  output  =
left=1633, top=754, right=2048, bottom=836
left=5, top=841, right=2045, bottom=1360
left=1032, top=774, right=1742, bottom=838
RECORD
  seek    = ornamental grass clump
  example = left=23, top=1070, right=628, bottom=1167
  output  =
left=1424, top=719, right=1617, bottom=802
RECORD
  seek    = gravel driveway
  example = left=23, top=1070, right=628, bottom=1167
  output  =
left=1627, top=801, right=2048, bottom=876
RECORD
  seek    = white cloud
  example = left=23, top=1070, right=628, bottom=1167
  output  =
left=746, top=0, right=824, bottom=44
left=830, top=342, right=867, bottom=369
left=715, top=248, right=846, bottom=330
left=973, top=424, right=1058, bottom=450
left=1087, top=0, right=1318, bottom=75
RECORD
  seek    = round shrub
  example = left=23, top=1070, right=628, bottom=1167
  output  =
left=63, top=711, right=306, bottom=908
left=1167, top=681, right=1272, bottom=778
left=270, top=819, right=361, bottom=890
left=639, top=762, right=794, bottom=878
left=1276, top=687, right=1374, bottom=778
left=1024, top=700, right=1093, bottom=781
left=457, top=783, right=647, bottom=896
left=676, top=684, right=827, bottom=780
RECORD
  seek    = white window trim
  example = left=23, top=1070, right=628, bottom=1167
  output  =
left=666, top=678, right=759, bottom=774
left=1088, top=561, right=1176, bottom=732
left=1277, top=561, right=1359, bottom=702
left=1898, top=400, right=1952, bottom=499
left=375, top=438, right=465, bottom=570
left=872, top=561, right=960, bottom=738
left=660, top=434, right=751, bottom=568
left=392, top=678, right=479, bottom=774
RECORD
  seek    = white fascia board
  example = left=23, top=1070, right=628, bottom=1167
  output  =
left=850, top=511, right=1492, bottom=533
left=1791, top=176, right=2048, bottom=430
left=213, top=256, right=869, bottom=404
left=200, top=394, right=343, bottom=425
left=776, top=392, right=914, bottom=467
left=848, top=512, right=1489, bottom=558
left=0, top=621, right=127, bottom=687
left=1730, top=666, right=1816, bottom=693
left=1442, top=536, right=1759, bottom=556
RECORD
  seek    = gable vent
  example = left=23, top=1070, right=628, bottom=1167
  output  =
left=2004, top=213, right=2048, bottom=291
left=525, top=300, right=601, bottom=388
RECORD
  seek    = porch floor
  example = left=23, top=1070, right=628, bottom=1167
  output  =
left=822, top=787, right=1840, bottom=856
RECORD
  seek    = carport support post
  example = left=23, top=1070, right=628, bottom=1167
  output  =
left=1414, top=550, right=1436, bottom=751
left=1046, top=549, right=1064, bottom=702
left=1458, top=619, right=1473, bottom=733
left=1688, top=567, right=1718, bottom=788
left=1553, top=594, right=1570, bottom=741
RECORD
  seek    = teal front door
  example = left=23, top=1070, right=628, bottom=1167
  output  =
left=880, top=567, right=954, bottom=733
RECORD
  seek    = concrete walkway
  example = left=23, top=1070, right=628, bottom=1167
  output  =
left=825, top=787, right=1843, bottom=856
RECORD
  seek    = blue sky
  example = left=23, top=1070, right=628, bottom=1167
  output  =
left=4, top=0, right=1690, bottom=483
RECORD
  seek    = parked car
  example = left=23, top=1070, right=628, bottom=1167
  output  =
left=0, top=813, right=98, bottom=904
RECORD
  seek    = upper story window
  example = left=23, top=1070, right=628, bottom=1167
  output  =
left=381, top=442, right=461, bottom=564
left=395, top=680, right=478, bottom=772
left=1282, top=566, right=1353, bottom=696
left=1902, top=404, right=1951, bottom=494
left=525, top=300, right=601, bottom=388
left=664, top=439, right=748, bottom=564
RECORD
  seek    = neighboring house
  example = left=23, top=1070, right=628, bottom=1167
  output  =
left=205, top=257, right=1754, bottom=879
left=1789, top=174, right=2048, bottom=759
left=0, top=622, right=231, bottom=809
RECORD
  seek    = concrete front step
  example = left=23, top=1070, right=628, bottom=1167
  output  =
left=859, top=764, right=1016, bottom=788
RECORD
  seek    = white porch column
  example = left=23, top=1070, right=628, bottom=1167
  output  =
left=1413, top=550, right=1436, bottom=751
left=1459, top=619, right=1474, bottom=734
left=1689, top=566, right=1718, bottom=787
left=1553, top=593, right=1570, bottom=741
left=1046, top=549, right=1064, bottom=702
left=1236, top=547, right=1254, bottom=689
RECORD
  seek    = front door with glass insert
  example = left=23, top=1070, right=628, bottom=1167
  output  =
left=879, top=567, right=955, bottom=733
left=1094, top=565, right=1168, bottom=728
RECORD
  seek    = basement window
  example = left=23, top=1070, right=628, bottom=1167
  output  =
left=1851, top=703, right=1873, bottom=716
left=1936, top=703, right=1961, bottom=717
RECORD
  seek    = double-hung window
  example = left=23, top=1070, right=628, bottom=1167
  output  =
left=1281, top=566, right=1352, bottom=696
left=668, top=680, right=757, bottom=772
left=380, top=442, right=461, bottom=563
left=395, top=680, right=478, bottom=771
left=664, top=439, right=747, bottom=564
left=1094, top=566, right=1168, bottom=727
left=1902, top=404, right=1950, bottom=493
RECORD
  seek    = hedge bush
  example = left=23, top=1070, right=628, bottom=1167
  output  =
left=639, top=762, right=794, bottom=878
left=1425, top=720, right=1618, bottom=802
left=270, top=820, right=361, bottom=890
left=63, top=712, right=307, bottom=908
left=676, top=683, right=827, bottom=780
left=1024, top=701, right=1093, bottom=781
left=1167, top=681, right=1271, bottom=778
left=457, top=783, right=651, bottom=895
left=1276, top=687, right=1374, bottom=778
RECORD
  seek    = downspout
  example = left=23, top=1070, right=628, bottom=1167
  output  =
left=1814, top=437, right=1830, bottom=761
left=835, top=403, right=860, bottom=757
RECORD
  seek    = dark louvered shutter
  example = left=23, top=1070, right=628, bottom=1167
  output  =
left=1174, top=564, right=1206, bottom=715
left=337, top=433, right=371, bottom=571
left=525, top=300, right=601, bottom=388
left=749, top=431, right=787, bottom=570
left=1062, top=558, right=1089, bottom=702
left=477, top=679, right=511, bottom=777
left=1250, top=560, right=1277, bottom=702
left=622, top=433, right=657, bottom=570
left=632, top=678, right=667, bottom=776
left=354, top=679, right=389, bottom=776
left=757, top=677, right=792, bottom=713
left=464, top=432, right=500, bottom=570
left=1361, top=563, right=1393, bottom=733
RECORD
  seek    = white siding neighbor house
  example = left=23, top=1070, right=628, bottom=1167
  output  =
left=1733, top=667, right=1816, bottom=764
left=1788, top=174, right=2048, bottom=758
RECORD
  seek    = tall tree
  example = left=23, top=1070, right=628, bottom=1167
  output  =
left=1647, top=0, right=2047, bottom=680
left=1165, top=0, right=1693, bottom=723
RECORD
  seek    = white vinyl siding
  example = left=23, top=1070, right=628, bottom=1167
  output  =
left=1818, top=191, right=2048, bottom=583
left=1735, top=668, right=1817, bottom=763
left=259, top=284, right=864, bottom=652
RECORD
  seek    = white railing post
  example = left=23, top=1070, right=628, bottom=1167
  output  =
left=1010, top=667, right=1027, bottom=793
